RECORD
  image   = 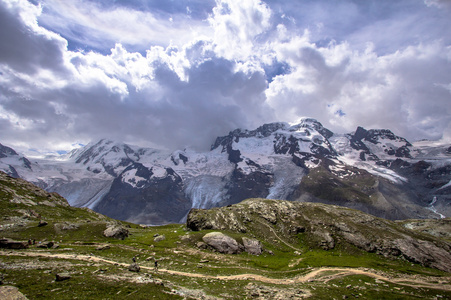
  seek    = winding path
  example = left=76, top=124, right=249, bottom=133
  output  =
left=2, top=250, right=450, bottom=292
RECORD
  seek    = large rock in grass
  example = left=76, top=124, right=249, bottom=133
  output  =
left=202, top=232, right=241, bottom=254
left=103, top=225, right=129, bottom=240
left=242, top=237, right=263, bottom=255
left=0, top=286, right=29, bottom=299
left=0, top=238, right=28, bottom=249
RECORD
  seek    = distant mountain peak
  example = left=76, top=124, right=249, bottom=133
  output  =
left=0, top=143, right=19, bottom=158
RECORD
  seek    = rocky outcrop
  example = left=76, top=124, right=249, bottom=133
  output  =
left=187, top=199, right=451, bottom=272
left=103, top=225, right=129, bottom=240
left=242, top=237, right=263, bottom=255
left=397, top=218, right=451, bottom=240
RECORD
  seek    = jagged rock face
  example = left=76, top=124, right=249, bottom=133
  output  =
left=95, top=163, right=191, bottom=224
left=212, top=119, right=337, bottom=165
left=187, top=199, right=451, bottom=272
left=347, top=126, right=412, bottom=161
left=0, top=143, right=18, bottom=158
left=225, top=168, right=274, bottom=206
left=293, top=161, right=435, bottom=220
left=0, top=143, right=32, bottom=178
left=388, top=159, right=451, bottom=217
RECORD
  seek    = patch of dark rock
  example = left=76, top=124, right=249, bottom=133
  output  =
left=196, top=242, right=208, bottom=249
left=412, top=160, right=431, bottom=174
left=55, top=273, right=71, bottom=282
left=0, top=238, right=29, bottom=249
left=128, top=263, right=140, bottom=272
left=179, top=153, right=188, bottom=164
left=38, top=220, right=48, bottom=227
left=36, top=241, right=54, bottom=249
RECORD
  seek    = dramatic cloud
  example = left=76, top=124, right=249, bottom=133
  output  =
left=0, top=0, right=450, bottom=154
left=36, top=0, right=213, bottom=52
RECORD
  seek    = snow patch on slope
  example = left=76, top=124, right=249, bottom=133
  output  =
left=122, top=168, right=147, bottom=188
left=339, top=154, right=407, bottom=184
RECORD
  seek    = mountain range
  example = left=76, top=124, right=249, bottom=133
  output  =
left=1, top=118, right=450, bottom=224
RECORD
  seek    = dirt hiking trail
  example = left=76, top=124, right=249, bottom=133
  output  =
left=2, top=250, right=450, bottom=291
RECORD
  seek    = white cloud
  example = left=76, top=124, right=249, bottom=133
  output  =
left=209, top=0, right=272, bottom=61
left=266, top=38, right=451, bottom=142
left=38, top=0, right=212, bottom=51
left=424, top=0, right=451, bottom=9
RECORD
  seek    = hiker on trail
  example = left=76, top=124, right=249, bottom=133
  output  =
left=154, top=259, right=158, bottom=271
left=132, top=256, right=136, bottom=263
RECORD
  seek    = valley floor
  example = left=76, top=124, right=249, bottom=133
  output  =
left=1, top=224, right=451, bottom=299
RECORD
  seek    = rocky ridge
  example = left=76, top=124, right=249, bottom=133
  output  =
left=187, top=198, right=451, bottom=272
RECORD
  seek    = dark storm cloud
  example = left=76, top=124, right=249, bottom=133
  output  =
left=0, top=1, right=67, bottom=74
left=143, top=57, right=270, bottom=150
left=49, top=53, right=270, bottom=151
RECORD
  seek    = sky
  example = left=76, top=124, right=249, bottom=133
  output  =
left=0, top=0, right=450, bottom=155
